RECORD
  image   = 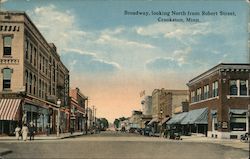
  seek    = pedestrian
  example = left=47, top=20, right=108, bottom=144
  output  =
left=14, top=125, right=21, bottom=140
left=46, top=124, right=50, bottom=136
left=29, top=122, right=35, bottom=140
left=21, top=124, right=28, bottom=141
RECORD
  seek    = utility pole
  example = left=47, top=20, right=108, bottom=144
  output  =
left=85, top=98, right=88, bottom=135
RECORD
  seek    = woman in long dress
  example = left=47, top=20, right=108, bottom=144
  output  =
left=21, top=124, right=28, bottom=141
left=14, top=126, right=21, bottom=140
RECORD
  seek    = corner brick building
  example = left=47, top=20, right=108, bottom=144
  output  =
left=187, top=63, right=249, bottom=139
left=0, top=11, right=69, bottom=135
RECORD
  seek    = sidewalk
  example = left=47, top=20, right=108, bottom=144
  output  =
left=0, top=132, right=85, bottom=140
left=181, top=135, right=249, bottom=151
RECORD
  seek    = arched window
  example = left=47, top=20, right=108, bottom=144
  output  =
left=2, top=68, right=12, bottom=90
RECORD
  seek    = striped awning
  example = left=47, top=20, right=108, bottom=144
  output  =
left=0, top=99, right=21, bottom=120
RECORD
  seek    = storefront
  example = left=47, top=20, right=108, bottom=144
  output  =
left=0, top=98, right=22, bottom=135
left=22, top=103, right=50, bottom=134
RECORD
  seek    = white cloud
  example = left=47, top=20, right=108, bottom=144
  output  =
left=135, top=22, right=212, bottom=39
left=96, top=34, right=155, bottom=49
left=172, top=47, right=192, bottom=65
left=0, top=0, right=8, bottom=3
left=28, top=5, right=92, bottom=54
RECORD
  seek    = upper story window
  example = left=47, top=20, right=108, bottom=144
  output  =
left=30, top=43, right=33, bottom=64
left=240, top=80, right=247, bottom=96
left=212, top=81, right=218, bottom=97
left=229, top=79, right=248, bottom=96
left=2, top=68, right=12, bottom=90
left=25, top=39, right=29, bottom=59
left=203, top=85, right=209, bottom=99
left=191, top=91, right=196, bottom=103
left=3, top=36, right=12, bottom=56
left=230, top=80, right=238, bottom=95
left=34, top=48, right=37, bottom=67
left=197, top=88, right=202, bottom=101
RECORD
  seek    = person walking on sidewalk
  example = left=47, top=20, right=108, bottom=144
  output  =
left=29, top=122, right=35, bottom=140
left=21, top=124, right=28, bottom=141
left=14, top=125, right=21, bottom=140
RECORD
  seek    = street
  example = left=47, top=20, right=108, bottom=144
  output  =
left=0, top=131, right=248, bottom=159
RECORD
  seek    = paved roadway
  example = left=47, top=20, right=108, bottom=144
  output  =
left=0, top=131, right=248, bottom=159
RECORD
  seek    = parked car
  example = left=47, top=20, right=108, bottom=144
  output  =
left=143, top=126, right=151, bottom=136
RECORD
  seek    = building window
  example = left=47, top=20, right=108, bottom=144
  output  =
left=229, top=80, right=237, bottom=95
left=203, top=85, right=209, bottom=99
left=34, top=48, right=37, bottom=67
left=240, top=80, right=247, bottom=96
left=29, top=73, right=32, bottom=94
left=212, top=81, right=218, bottom=97
left=25, top=39, right=29, bottom=59
left=39, top=54, right=42, bottom=71
left=191, top=91, right=196, bottom=103
left=39, top=79, right=41, bottom=97
left=2, top=68, right=12, bottom=90
left=197, top=88, right=201, bottom=101
left=230, top=114, right=246, bottom=131
left=25, top=70, right=28, bottom=92
left=42, top=56, right=45, bottom=73
left=229, top=80, right=248, bottom=96
left=30, top=43, right=33, bottom=64
left=3, top=36, right=12, bottom=56
left=33, top=75, right=36, bottom=95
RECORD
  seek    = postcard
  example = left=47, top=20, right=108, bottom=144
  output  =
left=0, top=0, right=249, bottom=159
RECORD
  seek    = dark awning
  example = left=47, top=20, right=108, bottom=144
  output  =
left=166, top=112, right=188, bottom=125
left=181, top=108, right=208, bottom=125
left=0, top=99, right=21, bottom=120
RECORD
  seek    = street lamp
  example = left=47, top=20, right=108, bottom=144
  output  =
left=160, top=108, right=163, bottom=137
left=57, top=99, right=61, bottom=137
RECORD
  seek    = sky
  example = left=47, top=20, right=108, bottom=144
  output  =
left=1, top=0, right=249, bottom=122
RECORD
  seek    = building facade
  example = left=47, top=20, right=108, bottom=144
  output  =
left=141, top=96, right=152, bottom=116
left=69, top=88, right=87, bottom=132
left=187, top=63, right=249, bottom=139
left=0, top=11, right=69, bottom=135
left=150, top=89, right=188, bottom=133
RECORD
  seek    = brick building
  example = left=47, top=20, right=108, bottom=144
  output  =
left=187, top=63, right=249, bottom=139
left=0, top=11, right=69, bottom=135
left=69, top=88, right=87, bottom=132
left=149, top=89, right=188, bottom=133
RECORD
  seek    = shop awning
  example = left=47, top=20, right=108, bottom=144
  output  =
left=0, top=99, right=21, bottom=120
left=147, top=118, right=159, bottom=125
left=181, top=108, right=208, bottom=125
left=167, top=112, right=188, bottom=125
left=159, top=117, right=171, bottom=125
left=230, top=109, right=247, bottom=115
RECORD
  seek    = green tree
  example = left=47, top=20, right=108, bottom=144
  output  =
left=114, top=119, right=120, bottom=128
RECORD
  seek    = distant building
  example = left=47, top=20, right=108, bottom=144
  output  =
left=187, top=63, right=249, bottom=139
left=0, top=11, right=69, bottom=135
left=149, top=89, right=188, bottom=133
left=129, top=110, right=143, bottom=129
left=70, top=88, right=87, bottom=132
left=141, top=96, right=152, bottom=116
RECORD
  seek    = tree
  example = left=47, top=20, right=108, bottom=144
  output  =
left=100, top=118, right=109, bottom=130
left=114, top=119, right=120, bottom=129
